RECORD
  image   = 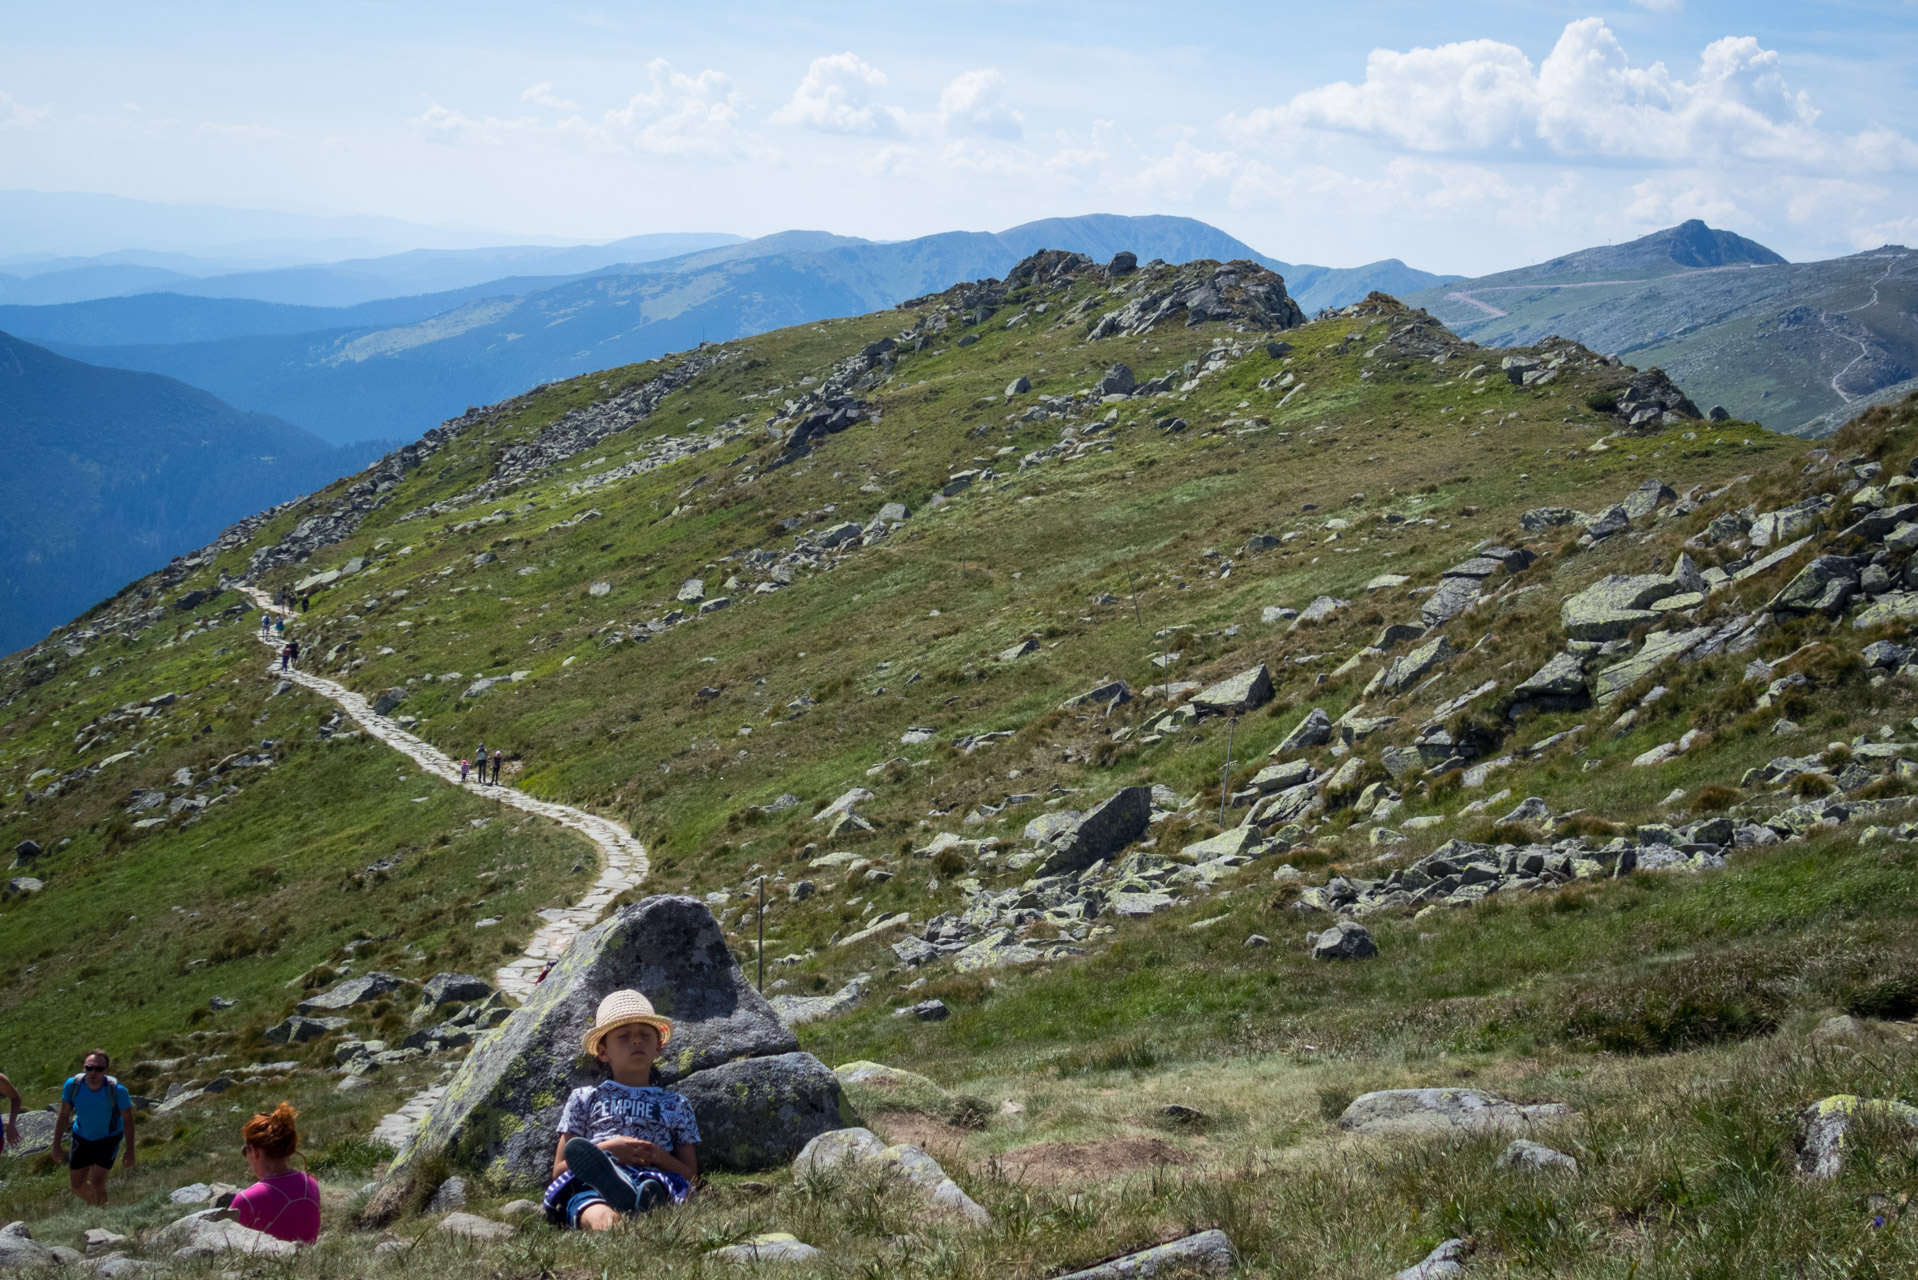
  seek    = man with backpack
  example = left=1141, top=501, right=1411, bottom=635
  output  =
left=475, top=744, right=489, bottom=786
left=53, top=1050, right=135, bottom=1206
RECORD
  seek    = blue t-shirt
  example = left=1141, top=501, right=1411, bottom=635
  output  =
left=557, top=1081, right=700, bottom=1152
left=62, top=1075, right=130, bottom=1140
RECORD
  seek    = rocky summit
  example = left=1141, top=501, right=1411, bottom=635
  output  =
left=9, top=246, right=1918, bottom=1276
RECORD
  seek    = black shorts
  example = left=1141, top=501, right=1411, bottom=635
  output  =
left=68, top=1134, right=121, bottom=1170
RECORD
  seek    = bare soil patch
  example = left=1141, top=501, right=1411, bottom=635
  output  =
left=988, top=1135, right=1198, bottom=1185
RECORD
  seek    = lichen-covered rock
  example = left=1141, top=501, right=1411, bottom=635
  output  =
left=674, top=1053, right=844, bottom=1173
left=1367, top=636, right=1454, bottom=698
left=1796, top=1094, right=1918, bottom=1179
left=1190, top=664, right=1273, bottom=715
left=1052, top=1229, right=1237, bottom=1279
left=367, top=896, right=803, bottom=1218
left=1275, top=707, right=1332, bottom=755
left=1561, top=560, right=1701, bottom=640
left=834, top=1061, right=949, bottom=1114
left=791, top=1126, right=987, bottom=1224
left=1769, top=555, right=1859, bottom=616
left=1038, top=787, right=1152, bottom=876
left=1338, top=1088, right=1572, bottom=1136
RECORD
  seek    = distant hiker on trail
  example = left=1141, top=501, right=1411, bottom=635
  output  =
left=460, top=758, right=471, bottom=783
left=475, top=745, right=489, bottom=785
left=287, top=640, right=300, bottom=669
left=54, top=1050, right=134, bottom=1206
left=0, top=1069, right=22, bottom=1153
left=258, top=612, right=270, bottom=635
left=299, top=595, right=309, bottom=614
left=491, top=751, right=504, bottom=785
left=230, top=1103, right=320, bottom=1245
left=273, top=618, right=285, bottom=639
left=542, top=991, right=698, bottom=1229
left=280, top=644, right=292, bottom=672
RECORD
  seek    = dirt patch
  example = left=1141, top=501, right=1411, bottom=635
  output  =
left=989, top=1135, right=1198, bottom=1185
left=870, top=1110, right=973, bottom=1157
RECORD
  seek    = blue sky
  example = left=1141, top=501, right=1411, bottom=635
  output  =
left=2, top=1, right=1914, bottom=273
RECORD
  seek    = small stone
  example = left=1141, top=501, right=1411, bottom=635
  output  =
left=1497, top=1138, right=1578, bottom=1174
left=1243, top=934, right=1271, bottom=948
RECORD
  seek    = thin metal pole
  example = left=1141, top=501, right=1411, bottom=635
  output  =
left=1220, top=715, right=1237, bottom=828
left=756, top=876, right=765, bottom=992
left=1127, top=570, right=1145, bottom=631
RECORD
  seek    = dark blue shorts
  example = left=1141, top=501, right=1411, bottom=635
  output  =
left=542, top=1165, right=691, bottom=1227
left=68, top=1134, right=121, bottom=1170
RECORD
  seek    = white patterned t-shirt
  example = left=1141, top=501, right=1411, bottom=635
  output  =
left=557, top=1080, right=700, bottom=1150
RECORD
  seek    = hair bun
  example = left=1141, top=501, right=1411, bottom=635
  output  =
left=242, top=1101, right=301, bottom=1159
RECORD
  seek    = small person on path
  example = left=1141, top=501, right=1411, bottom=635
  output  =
left=491, top=751, right=504, bottom=785
left=258, top=612, right=270, bottom=635
left=299, top=595, right=309, bottom=614
left=228, top=1102, right=320, bottom=1245
left=460, top=758, right=471, bottom=783
left=280, top=644, right=292, bottom=672
left=273, top=618, right=285, bottom=639
left=542, top=991, right=698, bottom=1229
left=0, top=1068, right=22, bottom=1153
left=475, top=744, right=489, bottom=785
left=53, top=1050, right=134, bottom=1207
left=287, top=640, right=300, bottom=669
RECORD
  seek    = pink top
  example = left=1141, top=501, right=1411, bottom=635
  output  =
left=231, top=1171, right=321, bottom=1244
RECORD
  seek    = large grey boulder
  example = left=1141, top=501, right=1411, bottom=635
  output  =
left=0, top=1222, right=53, bottom=1268
left=1311, top=921, right=1377, bottom=960
left=1395, top=1238, right=1473, bottom=1280
left=1750, top=496, right=1832, bottom=547
left=1338, top=1088, right=1572, bottom=1136
left=1097, top=364, right=1137, bottom=396
left=1796, top=1094, right=1918, bottom=1179
left=1560, top=559, right=1702, bottom=641
left=1038, top=787, right=1152, bottom=876
left=1520, top=507, right=1580, bottom=533
left=1591, top=626, right=1715, bottom=704
left=1190, top=664, right=1272, bottom=715
left=1366, top=636, right=1453, bottom=698
left=1768, top=554, right=1858, bottom=615
left=793, top=1127, right=987, bottom=1224
left=1509, top=651, right=1590, bottom=713
left=1620, top=478, right=1676, bottom=520
left=367, top=896, right=814, bottom=1220
left=296, top=971, right=411, bottom=1014
left=1421, top=577, right=1480, bottom=627
left=420, top=973, right=493, bottom=1007
left=265, top=1015, right=348, bottom=1044
left=674, top=1053, right=845, bottom=1172
left=1275, top=708, right=1332, bottom=755
left=1052, top=1229, right=1236, bottom=1279
left=159, top=1210, right=296, bottom=1258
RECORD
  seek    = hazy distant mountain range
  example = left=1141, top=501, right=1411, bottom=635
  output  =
left=1407, top=220, right=1917, bottom=436
left=0, top=332, right=371, bottom=654
left=5, top=213, right=1459, bottom=445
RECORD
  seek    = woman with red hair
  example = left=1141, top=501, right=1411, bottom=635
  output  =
left=229, top=1103, right=321, bottom=1244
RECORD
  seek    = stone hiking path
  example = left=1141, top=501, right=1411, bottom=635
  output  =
left=240, top=588, right=648, bottom=996
left=239, top=588, right=648, bottom=1146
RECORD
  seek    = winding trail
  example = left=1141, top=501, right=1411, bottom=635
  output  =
left=238, top=587, right=648, bottom=999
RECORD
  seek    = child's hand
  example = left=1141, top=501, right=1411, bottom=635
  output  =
left=599, top=1137, right=665, bottom=1167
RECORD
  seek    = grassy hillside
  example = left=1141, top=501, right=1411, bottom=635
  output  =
left=9, top=249, right=1918, bottom=1273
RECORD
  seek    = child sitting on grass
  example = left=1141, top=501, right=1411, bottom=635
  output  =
left=541, top=990, right=699, bottom=1229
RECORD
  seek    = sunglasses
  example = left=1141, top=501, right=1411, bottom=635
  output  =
left=84, top=1065, right=106, bottom=1072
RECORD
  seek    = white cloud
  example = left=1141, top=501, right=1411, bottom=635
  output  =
left=773, top=53, right=899, bottom=135
left=0, top=89, right=51, bottom=131
left=415, top=60, right=753, bottom=159
left=937, top=69, right=1023, bottom=140
left=1227, top=19, right=1918, bottom=173
left=521, top=81, right=581, bottom=112
left=598, top=59, right=747, bottom=156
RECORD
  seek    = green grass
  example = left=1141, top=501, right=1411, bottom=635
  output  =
left=9, top=263, right=1918, bottom=1274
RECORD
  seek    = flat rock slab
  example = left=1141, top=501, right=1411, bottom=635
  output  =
left=160, top=1209, right=297, bottom=1258
left=438, top=1211, right=514, bottom=1240
left=1052, top=1229, right=1236, bottom=1279
left=1339, top=1089, right=1571, bottom=1136
left=792, top=1127, right=987, bottom=1224
left=1395, top=1238, right=1473, bottom=1279
left=714, top=1233, right=822, bottom=1264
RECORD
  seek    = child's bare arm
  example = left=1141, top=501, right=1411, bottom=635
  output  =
left=552, top=1132, right=575, bottom=1180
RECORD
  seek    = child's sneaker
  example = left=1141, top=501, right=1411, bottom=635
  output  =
left=563, top=1138, right=637, bottom=1214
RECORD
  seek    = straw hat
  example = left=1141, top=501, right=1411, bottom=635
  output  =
left=582, top=989, right=674, bottom=1056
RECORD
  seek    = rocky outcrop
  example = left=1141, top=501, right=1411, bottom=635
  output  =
left=1338, top=1088, right=1572, bottom=1136
left=366, top=896, right=828, bottom=1220
left=1088, top=260, right=1305, bottom=339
